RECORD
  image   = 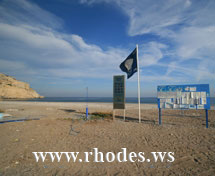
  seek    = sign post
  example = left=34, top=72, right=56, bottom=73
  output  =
left=113, top=75, right=126, bottom=121
left=159, top=108, right=162, bottom=125
left=205, top=109, right=208, bottom=128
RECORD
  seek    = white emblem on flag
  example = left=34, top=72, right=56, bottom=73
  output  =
left=125, top=58, right=133, bottom=71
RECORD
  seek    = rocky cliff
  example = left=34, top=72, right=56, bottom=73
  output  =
left=0, top=73, right=43, bottom=99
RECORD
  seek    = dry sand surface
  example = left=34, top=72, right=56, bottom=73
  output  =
left=0, top=101, right=215, bottom=176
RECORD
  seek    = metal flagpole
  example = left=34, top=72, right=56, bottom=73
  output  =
left=136, top=44, right=141, bottom=123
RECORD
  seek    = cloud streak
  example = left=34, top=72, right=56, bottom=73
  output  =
left=81, top=0, right=215, bottom=83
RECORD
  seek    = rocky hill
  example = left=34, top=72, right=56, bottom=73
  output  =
left=0, top=73, right=43, bottom=99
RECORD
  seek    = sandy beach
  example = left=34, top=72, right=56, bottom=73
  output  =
left=0, top=101, right=215, bottom=175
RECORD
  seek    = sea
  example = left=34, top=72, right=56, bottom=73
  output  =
left=16, top=97, right=215, bottom=106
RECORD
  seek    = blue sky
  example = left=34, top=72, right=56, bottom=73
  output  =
left=0, top=0, right=215, bottom=97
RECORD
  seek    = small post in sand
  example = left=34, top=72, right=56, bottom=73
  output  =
left=86, top=87, right=88, bottom=120
left=159, top=108, right=162, bottom=125
left=205, top=109, right=208, bottom=128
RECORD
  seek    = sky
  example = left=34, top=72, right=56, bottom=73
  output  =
left=0, top=0, right=215, bottom=97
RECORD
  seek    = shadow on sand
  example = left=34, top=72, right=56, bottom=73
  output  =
left=163, top=114, right=203, bottom=118
left=60, top=109, right=76, bottom=113
left=115, top=115, right=156, bottom=124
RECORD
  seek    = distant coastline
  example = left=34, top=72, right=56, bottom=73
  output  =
left=1, top=97, right=157, bottom=104
left=2, top=97, right=215, bottom=106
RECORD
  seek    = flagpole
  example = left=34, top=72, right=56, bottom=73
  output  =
left=136, top=44, right=141, bottom=123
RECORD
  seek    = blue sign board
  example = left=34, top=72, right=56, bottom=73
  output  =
left=157, top=84, right=210, bottom=110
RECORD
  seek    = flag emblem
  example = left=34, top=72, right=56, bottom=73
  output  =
left=125, top=58, right=133, bottom=71
left=119, top=48, right=137, bottom=79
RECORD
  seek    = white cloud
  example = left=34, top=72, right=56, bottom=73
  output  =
left=0, top=59, right=36, bottom=81
left=173, top=26, right=215, bottom=59
left=0, top=59, right=28, bottom=71
left=0, top=0, right=129, bottom=80
left=0, top=0, right=62, bottom=29
left=139, top=42, right=168, bottom=66
left=83, top=0, right=215, bottom=84
left=0, top=23, right=73, bottom=51
left=80, top=0, right=194, bottom=35
left=0, top=22, right=128, bottom=77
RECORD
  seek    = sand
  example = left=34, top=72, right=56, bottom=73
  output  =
left=0, top=101, right=215, bottom=175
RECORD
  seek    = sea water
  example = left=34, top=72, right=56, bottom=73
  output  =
left=12, top=97, right=215, bottom=106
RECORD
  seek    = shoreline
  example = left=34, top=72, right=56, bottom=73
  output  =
left=1, top=101, right=214, bottom=110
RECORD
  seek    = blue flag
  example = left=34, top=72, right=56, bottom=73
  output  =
left=119, top=48, right=137, bottom=79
